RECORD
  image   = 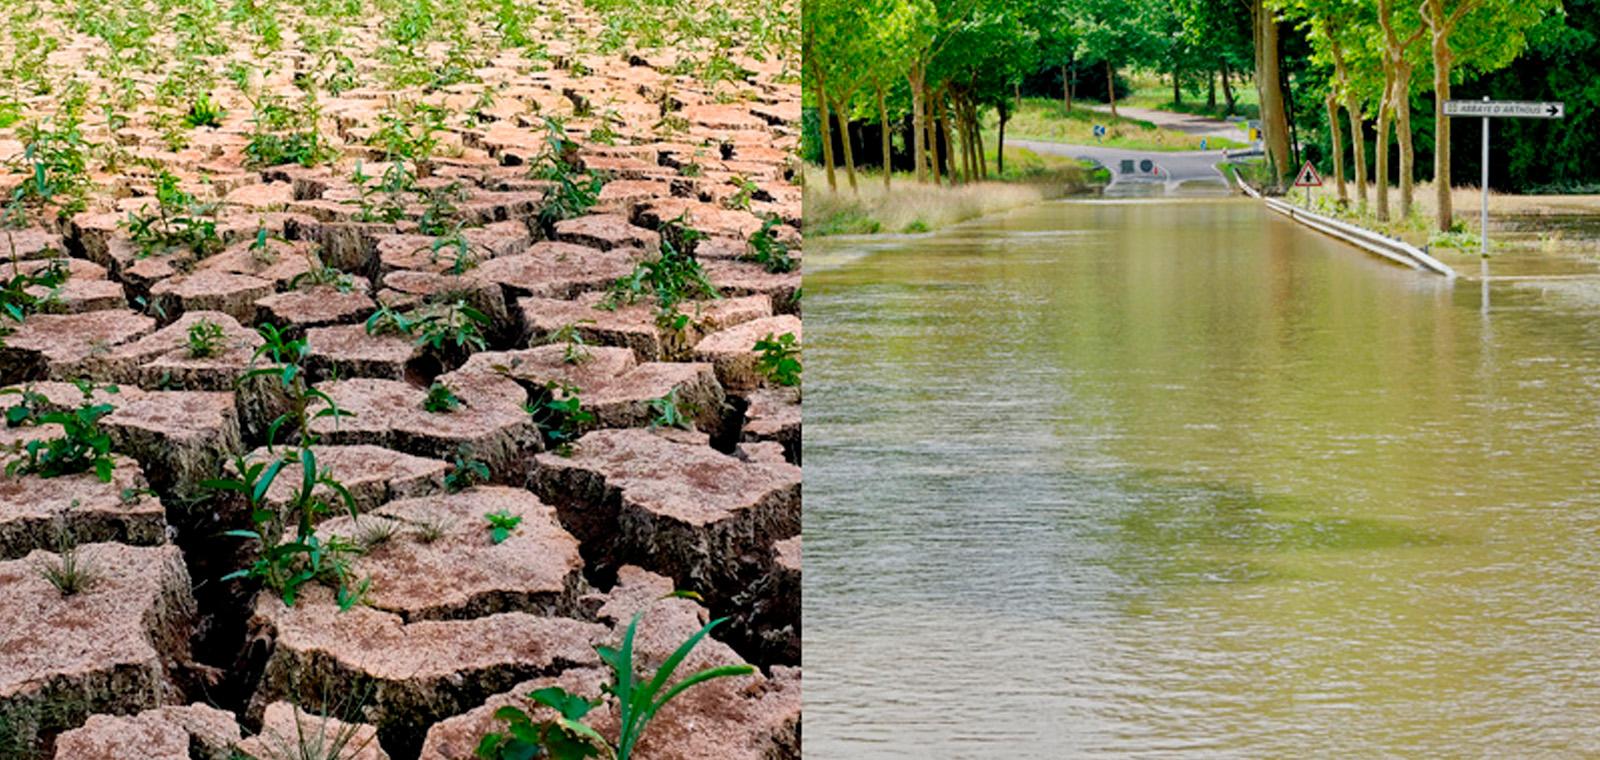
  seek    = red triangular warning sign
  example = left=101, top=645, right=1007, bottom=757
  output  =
left=1293, top=161, right=1323, bottom=187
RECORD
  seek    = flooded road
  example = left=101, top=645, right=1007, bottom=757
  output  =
left=804, top=199, right=1600, bottom=757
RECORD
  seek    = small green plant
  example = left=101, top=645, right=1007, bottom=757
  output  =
left=541, top=321, right=593, bottom=365
left=183, top=93, right=226, bottom=128
left=244, top=92, right=336, bottom=168
left=249, top=686, right=379, bottom=760
left=413, top=300, right=491, bottom=356
left=358, top=518, right=401, bottom=550
left=417, top=184, right=467, bottom=237
left=211, top=448, right=368, bottom=610
left=423, top=381, right=462, bottom=413
left=286, top=249, right=356, bottom=293
left=754, top=332, right=801, bottom=387
left=1, top=384, right=50, bottom=427
left=248, top=323, right=351, bottom=449
left=528, top=116, right=579, bottom=181
left=364, top=300, right=415, bottom=337
left=648, top=390, right=689, bottom=430
left=725, top=175, right=758, bottom=211
left=476, top=597, right=754, bottom=760
left=36, top=528, right=96, bottom=596
left=8, top=111, right=93, bottom=217
left=186, top=319, right=226, bottom=358
left=484, top=510, right=522, bottom=544
left=425, top=225, right=485, bottom=275
left=742, top=217, right=795, bottom=274
left=365, top=299, right=489, bottom=359
left=124, top=170, right=223, bottom=257
left=0, top=258, right=68, bottom=339
left=210, top=323, right=367, bottom=609
left=530, top=117, right=603, bottom=232
left=370, top=101, right=447, bottom=166
left=347, top=161, right=412, bottom=223
left=590, top=110, right=621, bottom=145
left=413, top=518, right=447, bottom=544
left=538, top=172, right=604, bottom=233
left=249, top=223, right=279, bottom=263
left=445, top=445, right=490, bottom=492
left=602, top=216, right=718, bottom=324
left=527, top=381, right=594, bottom=456
left=5, top=380, right=118, bottom=482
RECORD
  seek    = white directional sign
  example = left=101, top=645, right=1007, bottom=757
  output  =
left=1444, top=100, right=1564, bottom=119
left=1453, top=97, right=1566, bottom=259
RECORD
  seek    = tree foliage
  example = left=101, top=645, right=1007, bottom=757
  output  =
left=803, top=0, right=1586, bottom=221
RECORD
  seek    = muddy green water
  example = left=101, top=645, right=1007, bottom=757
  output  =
left=804, top=199, right=1600, bottom=758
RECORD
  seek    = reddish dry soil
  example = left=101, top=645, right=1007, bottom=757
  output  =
left=0, top=0, right=800, bottom=755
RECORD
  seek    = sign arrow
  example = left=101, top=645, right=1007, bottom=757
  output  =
left=1443, top=99, right=1565, bottom=119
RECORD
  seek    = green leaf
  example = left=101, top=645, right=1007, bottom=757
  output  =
left=528, top=686, right=596, bottom=721
left=548, top=718, right=608, bottom=759
left=255, top=459, right=286, bottom=506
left=648, top=664, right=755, bottom=713
left=637, top=616, right=729, bottom=720
left=493, top=705, right=533, bottom=723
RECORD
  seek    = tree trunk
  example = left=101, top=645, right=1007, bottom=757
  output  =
left=1378, top=0, right=1428, bottom=221
left=1329, top=35, right=1365, bottom=211
left=1430, top=22, right=1454, bottom=231
left=877, top=83, right=891, bottom=190
left=928, top=84, right=941, bottom=185
left=1284, top=56, right=1302, bottom=170
left=939, top=92, right=956, bottom=184
left=960, top=99, right=972, bottom=181
left=1345, top=95, right=1366, bottom=212
left=908, top=65, right=926, bottom=183
left=1396, top=62, right=1416, bottom=218
left=1374, top=72, right=1394, bottom=222
left=835, top=94, right=857, bottom=192
left=1173, top=67, right=1182, bottom=105
left=997, top=107, right=1007, bottom=176
left=1256, top=4, right=1291, bottom=183
left=1062, top=64, right=1070, bottom=111
left=973, top=101, right=988, bottom=179
left=1326, top=93, right=1347, bottom=205
left=952, top=98, right=969, bottom=184
left=1068, top=59, right=1076, bottom=111
left=1106, top=60, right=1118, bottom=118
left=817, top=70, right=837, bottom=191
left=1207, top=69, right=1216, bottom=109
left=1220, top=59, right=1236, bottom=115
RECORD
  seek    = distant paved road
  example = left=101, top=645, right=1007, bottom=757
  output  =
left=1013, top=138, right=1234, bottom=197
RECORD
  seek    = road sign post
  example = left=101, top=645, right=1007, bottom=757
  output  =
left=1482, top=98, right=1489, bottom=259
left=1443, top=98, right=1566, bottom=258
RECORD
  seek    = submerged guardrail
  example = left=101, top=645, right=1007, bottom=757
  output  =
left=1229, top=168, right=1455, bottom=278
left=1262, top=197, right=1457, bottom=277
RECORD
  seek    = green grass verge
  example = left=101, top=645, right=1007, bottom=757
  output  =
left=805, top=145, right=1098, bottom=236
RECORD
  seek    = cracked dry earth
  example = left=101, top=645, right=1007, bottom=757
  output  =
left=0, top=0, right=801, bottom=757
